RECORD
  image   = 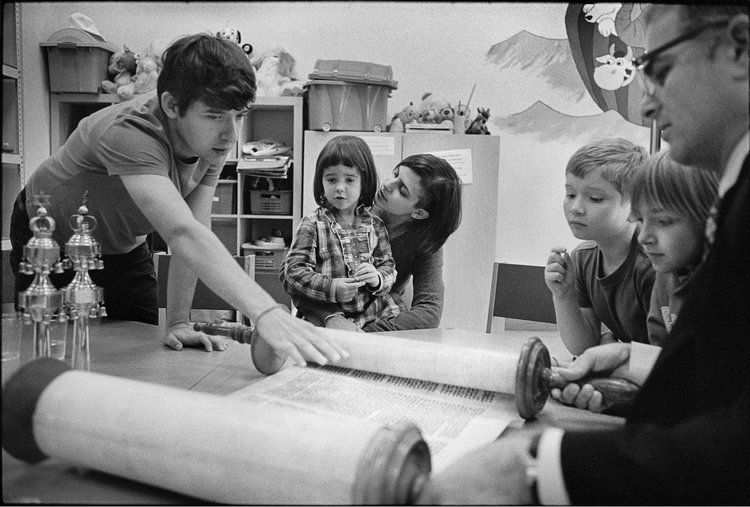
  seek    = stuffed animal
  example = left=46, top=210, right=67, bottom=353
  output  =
left=216, top=26, right=253, bottom=57
left=253, top=48, right=303, bottom=97
left=387, top=102, right=421, bottom=132
left=418, top=92, right=454, bottom=125
left=101, top=45, right=137, bottom=100
left=466, top=107, right=491, bottom=135
left=132, top=54, right=159, bottom=95
left=132, top=39, right=169, bottom=96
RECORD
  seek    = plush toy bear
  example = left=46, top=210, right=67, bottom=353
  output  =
left=253, top=49, right=303, bottom=97
left=101, top=45, right=137, bottom=100
left=418, top=92, right=454, bottom=125
left=132, top=39, right=169, bottom=96
left=387, top=102, right=422, bottom=132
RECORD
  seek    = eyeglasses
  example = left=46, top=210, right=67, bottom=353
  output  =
left=633, top=19, right=729, bottom=95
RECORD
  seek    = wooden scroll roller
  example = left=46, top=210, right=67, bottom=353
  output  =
left=194, top=322, right=640, bottom=420
left=2, top=358, right=431, bottom=504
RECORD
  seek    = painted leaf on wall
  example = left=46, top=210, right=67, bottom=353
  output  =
left=565, top=3, right=651, bottom=127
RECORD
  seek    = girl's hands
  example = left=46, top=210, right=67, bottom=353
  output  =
left=545, top=246, right=575, bottom=298
left=353, top=263, right=380, bottom=288
left=333, top=277, right=365, bottom=302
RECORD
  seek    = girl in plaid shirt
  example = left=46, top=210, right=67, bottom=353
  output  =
left=281, top=136, right=406, bottom=329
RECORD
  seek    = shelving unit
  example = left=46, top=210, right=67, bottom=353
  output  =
left=213, top=96, right=303, bottom=305
left=2, top=2, right=23, bottom=252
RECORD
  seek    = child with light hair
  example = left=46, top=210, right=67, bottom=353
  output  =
left=630, top=149, right=719, bottom=345
left=545, top=137, right=654, bottom=355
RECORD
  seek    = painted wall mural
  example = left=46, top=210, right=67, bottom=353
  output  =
left=483, top=3, right=654, bottom=264
left=566, top=3, right=651, bottom=127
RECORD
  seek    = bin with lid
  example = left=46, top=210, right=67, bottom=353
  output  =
left=40, top=28, right=118, bottom=93
left=305, top=59, right=398, bottom=132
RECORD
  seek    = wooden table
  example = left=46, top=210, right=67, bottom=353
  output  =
left=2, top=320, right=623, bottom=504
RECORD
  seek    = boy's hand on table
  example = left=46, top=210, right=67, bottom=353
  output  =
left=545, top=246, right=575, bottom=298
left=550, top=342, right=631, bottom=412
left=164, top=322, right=228, bottom=352
left=254, top=308, right=350, bottom=367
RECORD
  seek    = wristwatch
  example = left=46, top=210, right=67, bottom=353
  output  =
left=525, top=432, right=542, bottom=504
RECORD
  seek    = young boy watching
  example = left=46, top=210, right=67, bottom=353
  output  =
left=545, top=138, right=654, bottom=355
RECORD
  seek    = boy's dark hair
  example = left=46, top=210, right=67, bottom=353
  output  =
left=400, top=153, right=462, bottom=254
left=565, top=138, right=648, bottom=201
left=313, top=136, right=378, bottom=209
left=157, top=32, right=256, bottom=115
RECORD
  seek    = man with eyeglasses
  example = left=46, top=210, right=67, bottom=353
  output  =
left=416, top=5, right=748, bottom=504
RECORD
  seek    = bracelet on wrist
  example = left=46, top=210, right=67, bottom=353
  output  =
left=252, top=303, right=286, bottom=330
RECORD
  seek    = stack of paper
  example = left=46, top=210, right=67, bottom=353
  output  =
left=237, top=155, right=291, bottom=178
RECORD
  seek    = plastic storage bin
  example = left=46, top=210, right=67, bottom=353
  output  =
left=305, top=59, right=397, bottom=132
left=40, top=28, right=117, bottom=93
left=241, top=244, right=288, bottom=272
left=249, top=190, right=292, bottom=215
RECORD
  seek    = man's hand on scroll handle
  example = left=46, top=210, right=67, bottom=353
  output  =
left=550, top=342, right=631, bottom=413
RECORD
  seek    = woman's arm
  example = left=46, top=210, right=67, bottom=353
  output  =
left=363, top=247, right=444, bottom=332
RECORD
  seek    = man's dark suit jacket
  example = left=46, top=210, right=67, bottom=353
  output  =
left=560, top=155, right=750, bottom=504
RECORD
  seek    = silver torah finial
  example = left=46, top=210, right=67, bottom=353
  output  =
left=63, top=193, right=106, bottom=370
left=17, top=193, right=67, bottom=359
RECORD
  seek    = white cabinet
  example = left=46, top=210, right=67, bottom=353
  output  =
left=303, top=131, right=500, bottom=332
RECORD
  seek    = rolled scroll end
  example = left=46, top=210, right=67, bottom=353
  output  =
left=515, top=336, right=552, bottom=420
left=2, top=358, right=71, bottom=463
left=353, top=421, right=431, bottom=504
left=250, top=333, right=288, bottom=375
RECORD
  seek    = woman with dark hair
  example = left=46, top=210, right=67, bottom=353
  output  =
left=297, top=152, right=463, bottom=332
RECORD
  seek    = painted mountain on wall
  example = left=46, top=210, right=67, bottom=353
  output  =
left=483, top=29, right=649, bottom=141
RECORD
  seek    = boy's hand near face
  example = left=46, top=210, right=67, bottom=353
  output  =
left=545, top=246, right=575, bottom=298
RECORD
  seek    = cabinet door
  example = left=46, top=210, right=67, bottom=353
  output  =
left=402, top=134, right=500, bottom=332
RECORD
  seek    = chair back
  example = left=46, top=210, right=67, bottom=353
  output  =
left=486, top=262, right=556, bottom=332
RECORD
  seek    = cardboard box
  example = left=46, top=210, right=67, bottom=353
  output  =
left=212, top=218, right=237, bottom=253
left=212, top=181, right=237, bottom=214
